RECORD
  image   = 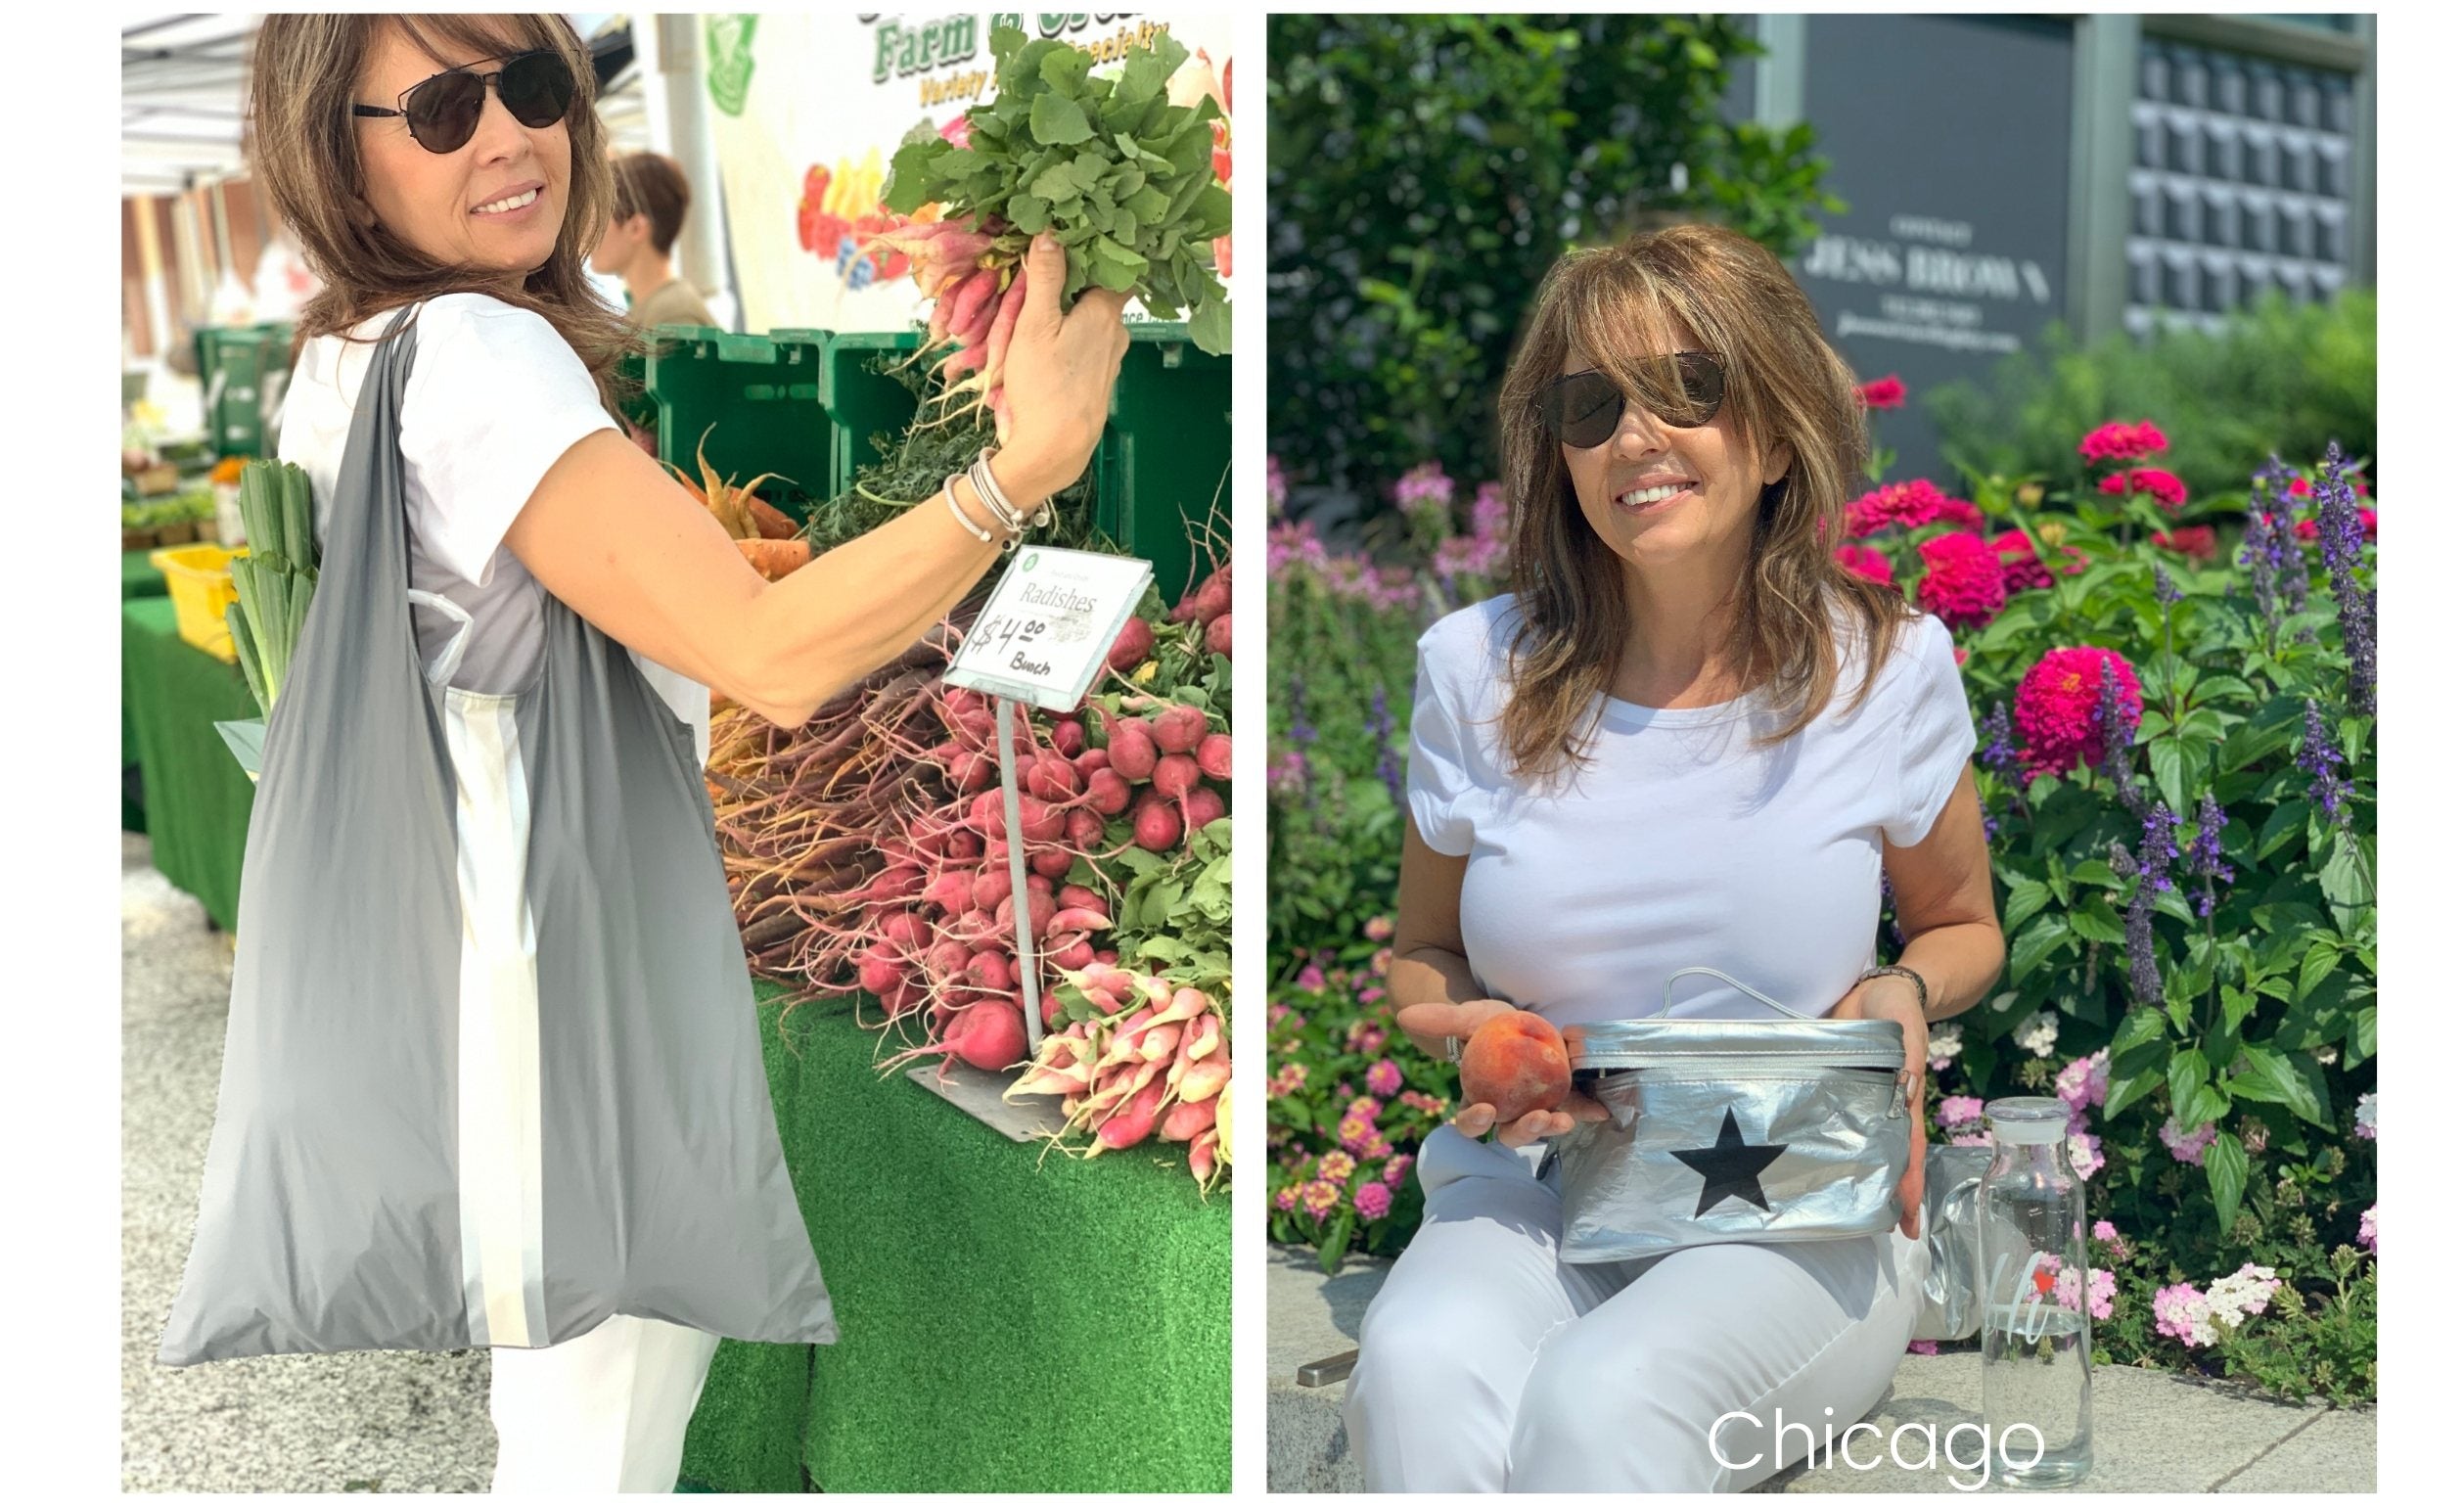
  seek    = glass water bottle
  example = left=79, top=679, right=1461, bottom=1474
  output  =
left=1976, top=1096, right=2093, bottom=1488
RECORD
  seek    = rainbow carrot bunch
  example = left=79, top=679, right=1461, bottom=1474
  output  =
left=880, top=23, right=1232, bottom=439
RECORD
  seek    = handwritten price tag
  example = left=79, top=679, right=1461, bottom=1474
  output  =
left=942, top=547, right=1154, bottom=712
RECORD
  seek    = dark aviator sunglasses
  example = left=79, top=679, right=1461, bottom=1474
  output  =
left=351, top=49, right=577, bottom=155
left=1537, top=353, right=1727, bottom=449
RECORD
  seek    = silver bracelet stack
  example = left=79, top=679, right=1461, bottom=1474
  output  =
left=941, top=470, right=992, bottom=544
left=967, top=447, right=1053, bottom=552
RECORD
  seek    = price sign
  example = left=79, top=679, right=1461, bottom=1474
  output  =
left=943, top=547, right=1153, bottom=712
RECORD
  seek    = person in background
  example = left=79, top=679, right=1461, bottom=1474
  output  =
left=590, top=151, right=716, bottom=330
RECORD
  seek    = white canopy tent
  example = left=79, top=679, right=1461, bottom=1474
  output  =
left=122, top=13, right=651, bottom=195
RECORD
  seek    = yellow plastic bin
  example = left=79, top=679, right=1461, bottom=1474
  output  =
left=149, top=544, right=247, bottom=662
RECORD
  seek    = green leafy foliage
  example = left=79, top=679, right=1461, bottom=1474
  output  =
left=884, top=25, right=1230, bottom=355
left=1929, top=289, right=2375, bottom=505
left=1267, top=13, right=1840, bottom=498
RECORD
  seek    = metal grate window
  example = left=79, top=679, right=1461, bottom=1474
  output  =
left=2125, top=38, right=2355, bottom=340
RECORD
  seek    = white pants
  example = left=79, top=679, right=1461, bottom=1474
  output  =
left=1344, top=1127, right=1927, bottom=1492
left=487, top=1314, right=723, bottom=1492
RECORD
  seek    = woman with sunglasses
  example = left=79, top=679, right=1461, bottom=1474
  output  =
left=161, top=15, right=1130, bottom=1493
left=1343, top=224, right=2005, bottom=1491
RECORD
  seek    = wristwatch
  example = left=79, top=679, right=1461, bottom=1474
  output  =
left=1856, top=964, right=1930, bottom=1018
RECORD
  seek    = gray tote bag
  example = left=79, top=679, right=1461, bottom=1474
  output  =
left=160, top=308, right=837, bottom=1364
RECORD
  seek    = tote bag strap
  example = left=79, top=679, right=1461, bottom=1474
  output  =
left=1652, top=965, right=1817, bottom=1021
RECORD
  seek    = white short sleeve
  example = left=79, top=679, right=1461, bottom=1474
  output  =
left=1407, top=629, right=1484, bottom=857
left=1887, top=615, right=1980, bottom=846
left=397, top=294, right=616, bottom=587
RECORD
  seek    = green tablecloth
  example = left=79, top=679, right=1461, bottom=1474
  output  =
left=122, top=596, right=256, bottom=930
left=680, top=987, right=1232, bottom=1492
left=123, top=548, right=170, bottom=599
left=122, top=552, right=170, bottom=831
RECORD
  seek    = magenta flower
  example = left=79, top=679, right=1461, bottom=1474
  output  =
left=2015, top=647, right=2143, bottom=782
left=2097, top=466, right=2190, bottom=510
left=1366, top=1059, right=1404, bottom=1098
left=1917, top=532, right=2008, bottom=628
left=1906, top=1339, right=1940, bottom=1355
left=1295, top=964, right=1326, bottom=992
left=2079, top=419, right=2169, bottom=463
left=1836, top=543, right=1895, bottom=586
left=1860, top=375, right=1907, bottom=409
left=1353, top=1181, right=1393, bottom=1221
left=1385, top=1153, right=1414, bottom=1187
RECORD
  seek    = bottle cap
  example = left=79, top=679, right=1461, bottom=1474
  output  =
left=1985, top=1095, right=2070, bottom=1145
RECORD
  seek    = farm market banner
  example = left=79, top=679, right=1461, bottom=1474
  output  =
left=704, top=13, right=1234, bottom=335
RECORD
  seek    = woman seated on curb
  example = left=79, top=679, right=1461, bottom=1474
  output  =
left=1346, top=222, right=2004, bottom=1493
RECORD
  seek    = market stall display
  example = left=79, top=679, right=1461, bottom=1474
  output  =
left=122, top=595, right=257, bottom=931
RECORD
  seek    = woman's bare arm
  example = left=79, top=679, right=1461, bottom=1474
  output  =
left=1879, top=764, right=2007, bottom=1021
left=502, top=233, right=1129, bottom=729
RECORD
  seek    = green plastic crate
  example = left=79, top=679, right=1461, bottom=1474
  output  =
left=191, top=323, right=293, bottom=459
left=819, top=322, right=1228, bottom=606
left=642, top=326, right=834, bottom=525
left=1097, top=323, right=1230, bottom=609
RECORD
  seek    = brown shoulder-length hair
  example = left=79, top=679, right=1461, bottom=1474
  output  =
left=246, top=14, right=638, bottom=409
left=1493, top=222, right=1912, bottom=781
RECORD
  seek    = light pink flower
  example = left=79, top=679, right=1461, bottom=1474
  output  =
left=1937, top=1095, right=1986, bottom=1131
left=1296, top=964, right=1326, bottom=992
left=2357, top=1205, right=2376, bottom=1255
left=2160, top=1116, right=2217, bottom=1164
left=2152, top=1282, right=2215, bottom=1347
left=1364, top=915, right=1395, bottom=942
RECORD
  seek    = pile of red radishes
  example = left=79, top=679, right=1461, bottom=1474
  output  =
left=713, top=558, right=1233, bottom=1191
left=1006, top=962, right=1228, bottom=1191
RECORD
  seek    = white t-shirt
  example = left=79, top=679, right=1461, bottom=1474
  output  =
left=1406, top=595, right=1977, bottom=1028
left=279, top=293, right=709, bottom=766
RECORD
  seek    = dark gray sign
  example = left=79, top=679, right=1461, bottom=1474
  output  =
left=1775, top=14, right=2077, bottom=492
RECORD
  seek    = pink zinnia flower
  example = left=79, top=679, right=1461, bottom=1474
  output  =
left=2014, top=647, right=2142, bottom=781
left=1836, top=544, right=1895, bottom=586
left=1859, top=375, right=1907, bottom=409
left=1990, top=528, right=2054, bottom=593
left=1353, top=1181, right=1393, bottom=1221
left=2153, top=525, right=2219, bottom=560
left=2098, top=467, right=2189, bottom=510
left=1917, top=533, right=2007, bottom=628
left=2160, top=1115, right=2217, bottom=1164
left=2079, top=419, right=2169, bottom=463
left=1935, top=497, right=1986, bottom=532
left=1367, top=1059, right=1404, bottom=1098
left=1846, top=478, right=1953, bottom=536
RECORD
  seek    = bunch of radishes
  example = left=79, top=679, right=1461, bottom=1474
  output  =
left=1007, top=963, right=1229, bottom=1191
left=864, top=218, right=1028, bottom=435
left=1168, top=559, right=1231, bottom=660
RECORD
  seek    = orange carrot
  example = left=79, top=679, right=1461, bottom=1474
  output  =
left=737, top=537, right=812, bottom=580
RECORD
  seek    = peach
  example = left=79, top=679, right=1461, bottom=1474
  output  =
left=1458, top=1011, right=1572, bottom=1122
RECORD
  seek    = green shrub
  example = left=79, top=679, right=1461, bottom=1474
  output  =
left=1929, top=290, right=2375, bottom=504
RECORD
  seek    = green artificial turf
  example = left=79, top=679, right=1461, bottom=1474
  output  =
left=676, top=985, right=1231, bottom=1492
left=123, top=595, right=258, bottom=928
